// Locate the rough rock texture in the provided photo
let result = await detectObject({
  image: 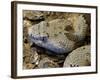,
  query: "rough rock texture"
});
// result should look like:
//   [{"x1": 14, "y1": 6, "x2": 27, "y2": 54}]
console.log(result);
[
  {"x1": 23, "y1": 10, "x2": 44, "y2": 21},
  {"x1": 38, "y1": 57, "x2": 59, "y2": 68},
  {"x1": 63, "y1": 45, "x2": 91, "y2": 67},
  {"x1": 23, "y1": 44, "x2": 40, "y2": 69}
]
